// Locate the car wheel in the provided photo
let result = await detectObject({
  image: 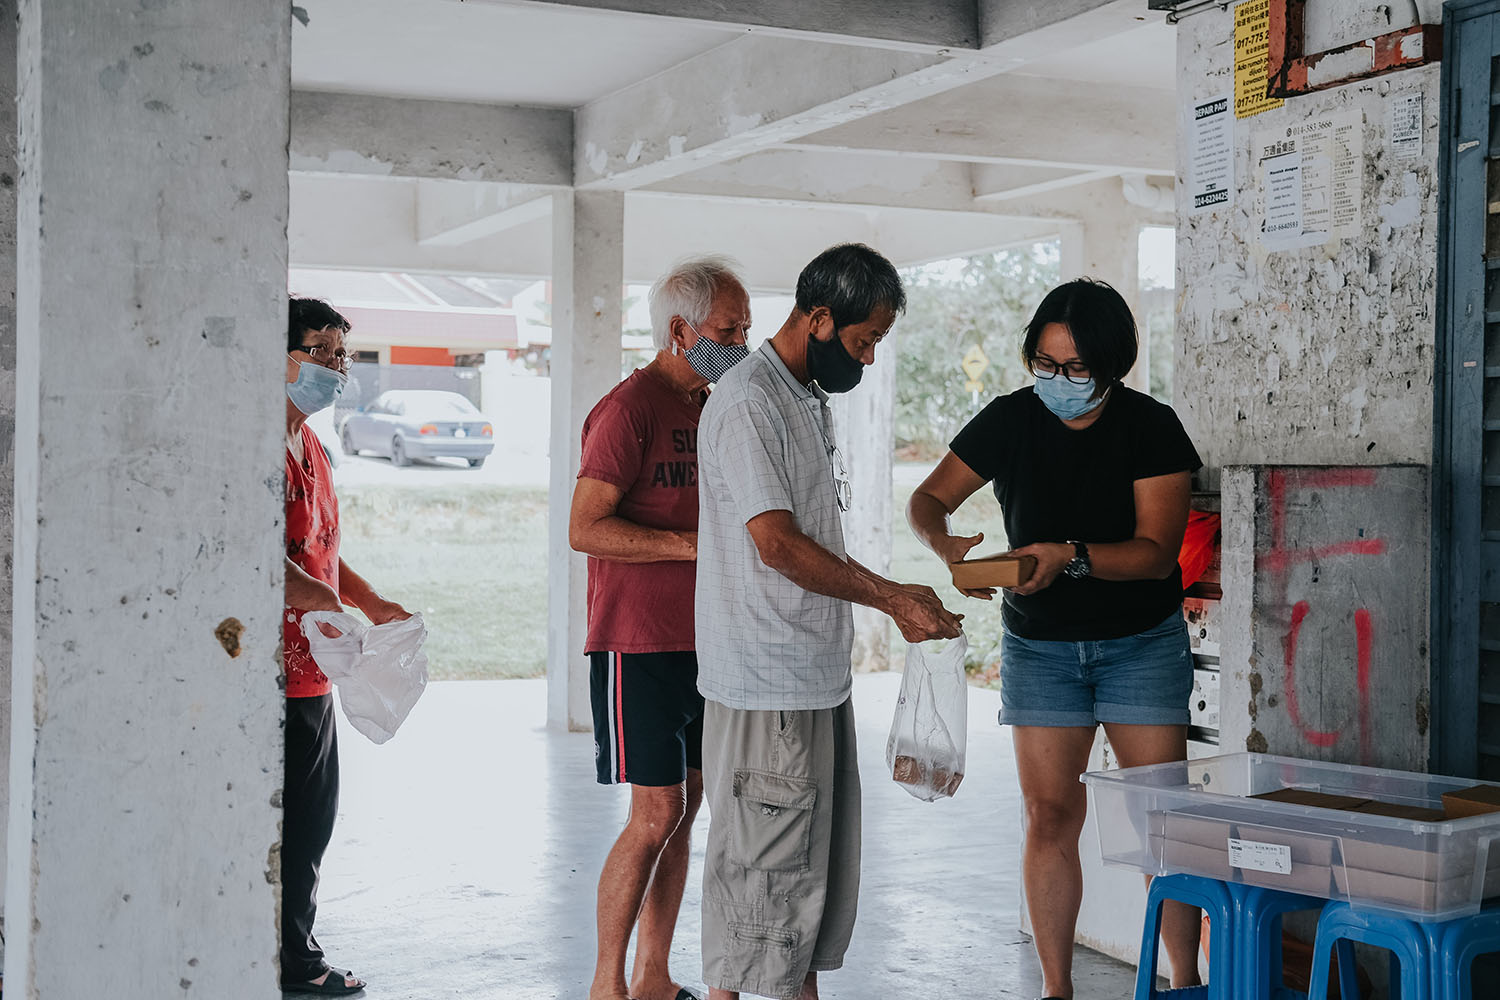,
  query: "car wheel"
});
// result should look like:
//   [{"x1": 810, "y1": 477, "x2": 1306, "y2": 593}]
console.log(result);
[
  {"x1": 341, "y1": 427, "x2": 356, "y2": 456},
  {"x1": 467, "y1": 457, "x2": 485, "y2": 468},
  {"x1": 391, "y1": 437, "x2": 410, "y2": 467}
]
